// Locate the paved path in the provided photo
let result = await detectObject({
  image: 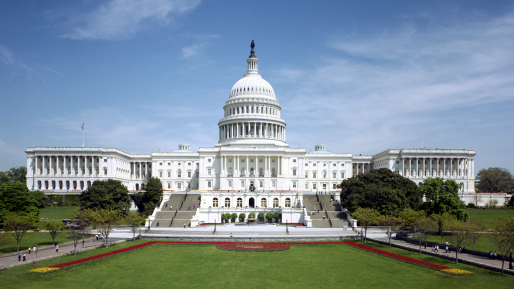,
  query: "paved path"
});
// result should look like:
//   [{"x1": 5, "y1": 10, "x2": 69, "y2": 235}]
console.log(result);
[{"x1": 0, "y1": 239, "x2": 109, "y2": 269}]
